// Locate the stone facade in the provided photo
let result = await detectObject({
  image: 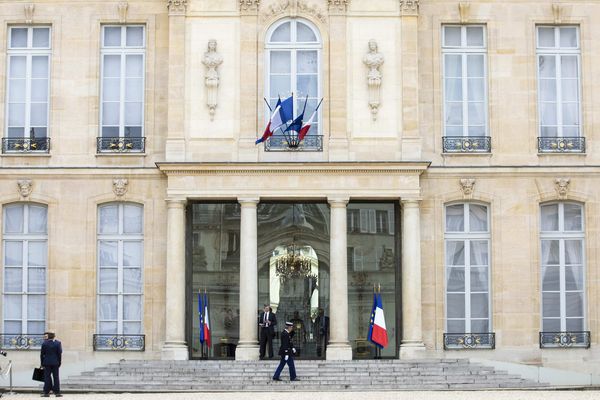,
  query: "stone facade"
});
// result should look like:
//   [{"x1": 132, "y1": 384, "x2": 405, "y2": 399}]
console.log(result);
[{"x1": 0, "y1": 0, "x2": 599, "y2": 386}]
